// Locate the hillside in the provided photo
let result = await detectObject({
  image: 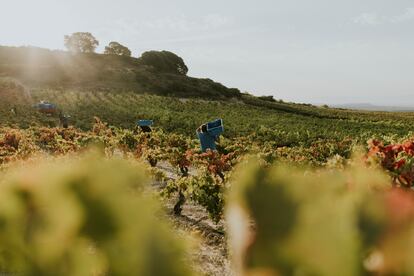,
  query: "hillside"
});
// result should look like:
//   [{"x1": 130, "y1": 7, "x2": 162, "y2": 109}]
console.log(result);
[
  {"x1": 332, "y1": 103, "x2": 414, "y2": 112},
  {"x1": 1, "y1": 79, "x2": 414, "y2": 144},
  {"x1": 1, "y1": 45, "x2": 414, "y2": 142},
  {"x1": 0, "y1": 46, "x2": 240, "y2": 99},
  {"x1": 2, "y1": 48, "x2": 414, "y2": 276}
]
